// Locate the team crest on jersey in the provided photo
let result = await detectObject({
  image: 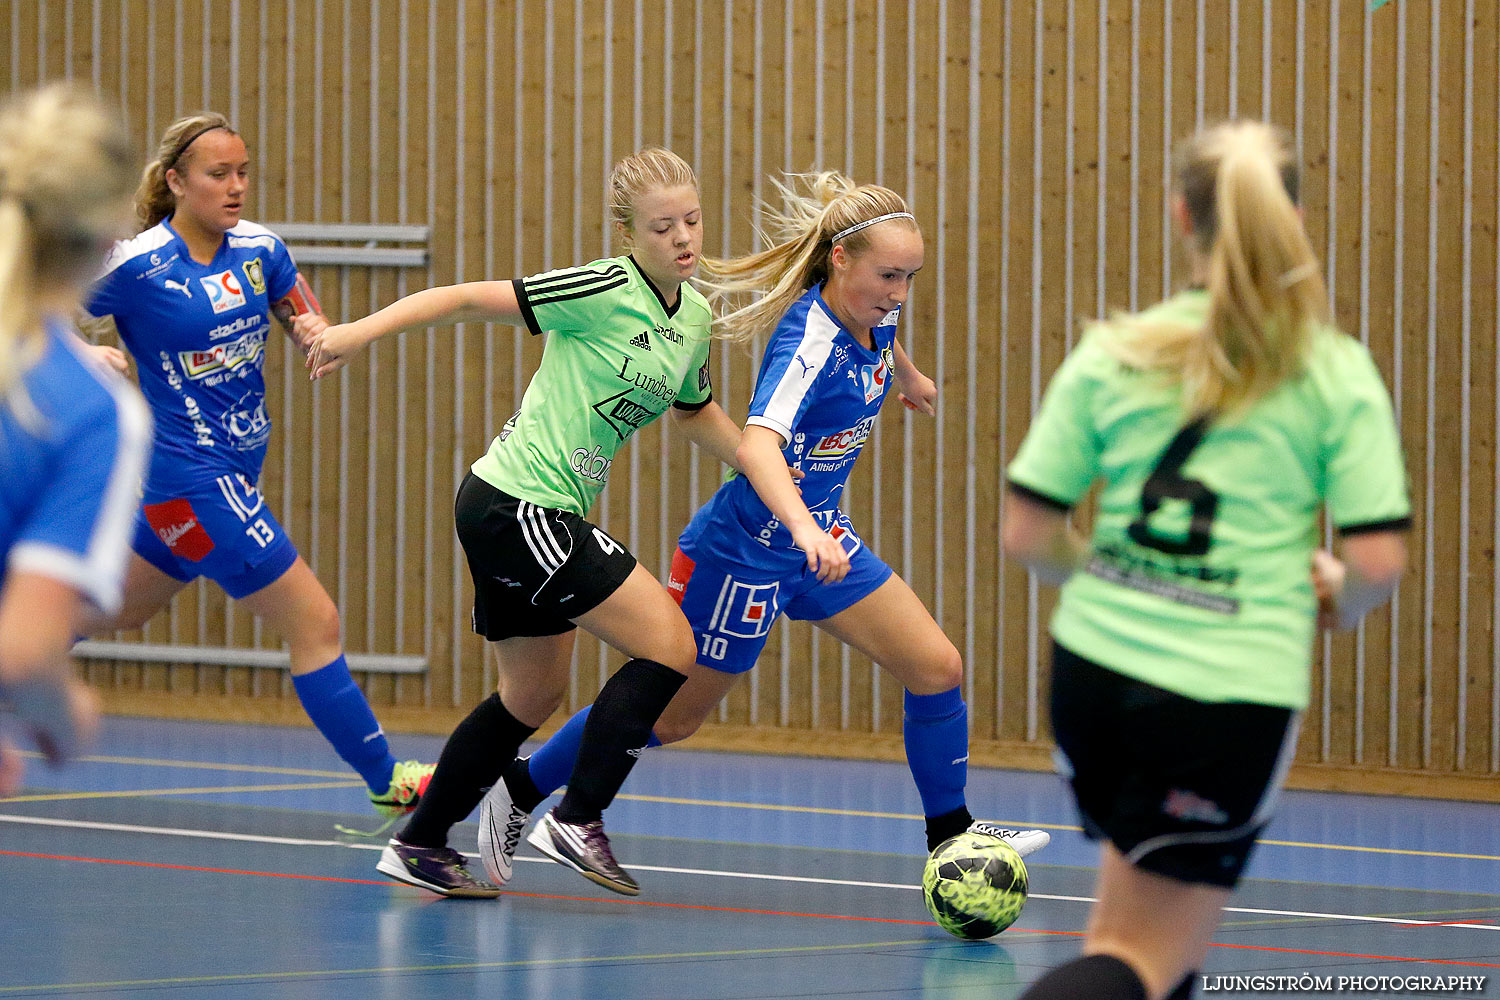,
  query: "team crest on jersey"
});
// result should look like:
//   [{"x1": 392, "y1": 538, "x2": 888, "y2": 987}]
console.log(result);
[
  {"x1": 241, "y1": 258, "x2": 267, "y2": 296},
  {"x1": 200, "y1": 269, "x2": 247, "y2": 313}
]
